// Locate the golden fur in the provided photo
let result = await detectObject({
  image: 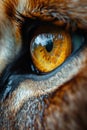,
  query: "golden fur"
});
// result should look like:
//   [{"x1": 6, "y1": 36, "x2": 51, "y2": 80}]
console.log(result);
[{"x1": 0, "y1": 0, "x2": 87, "y2": 130}]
